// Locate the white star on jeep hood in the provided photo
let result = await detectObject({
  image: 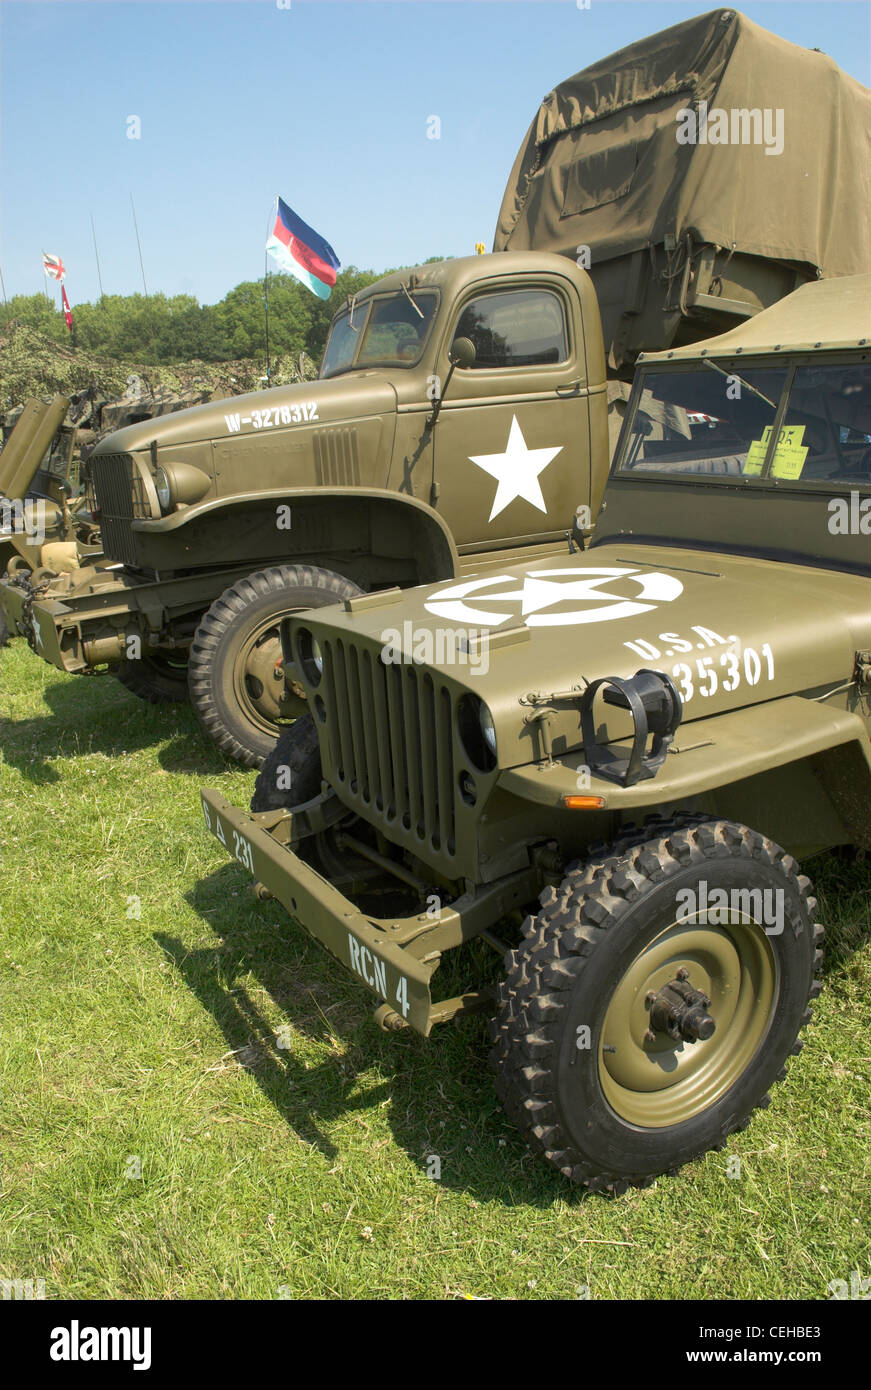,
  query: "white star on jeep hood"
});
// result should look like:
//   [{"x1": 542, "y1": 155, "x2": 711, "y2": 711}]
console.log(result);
[{"x1": 469, "y1": 416, "x2": 563, "y2": 522}]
